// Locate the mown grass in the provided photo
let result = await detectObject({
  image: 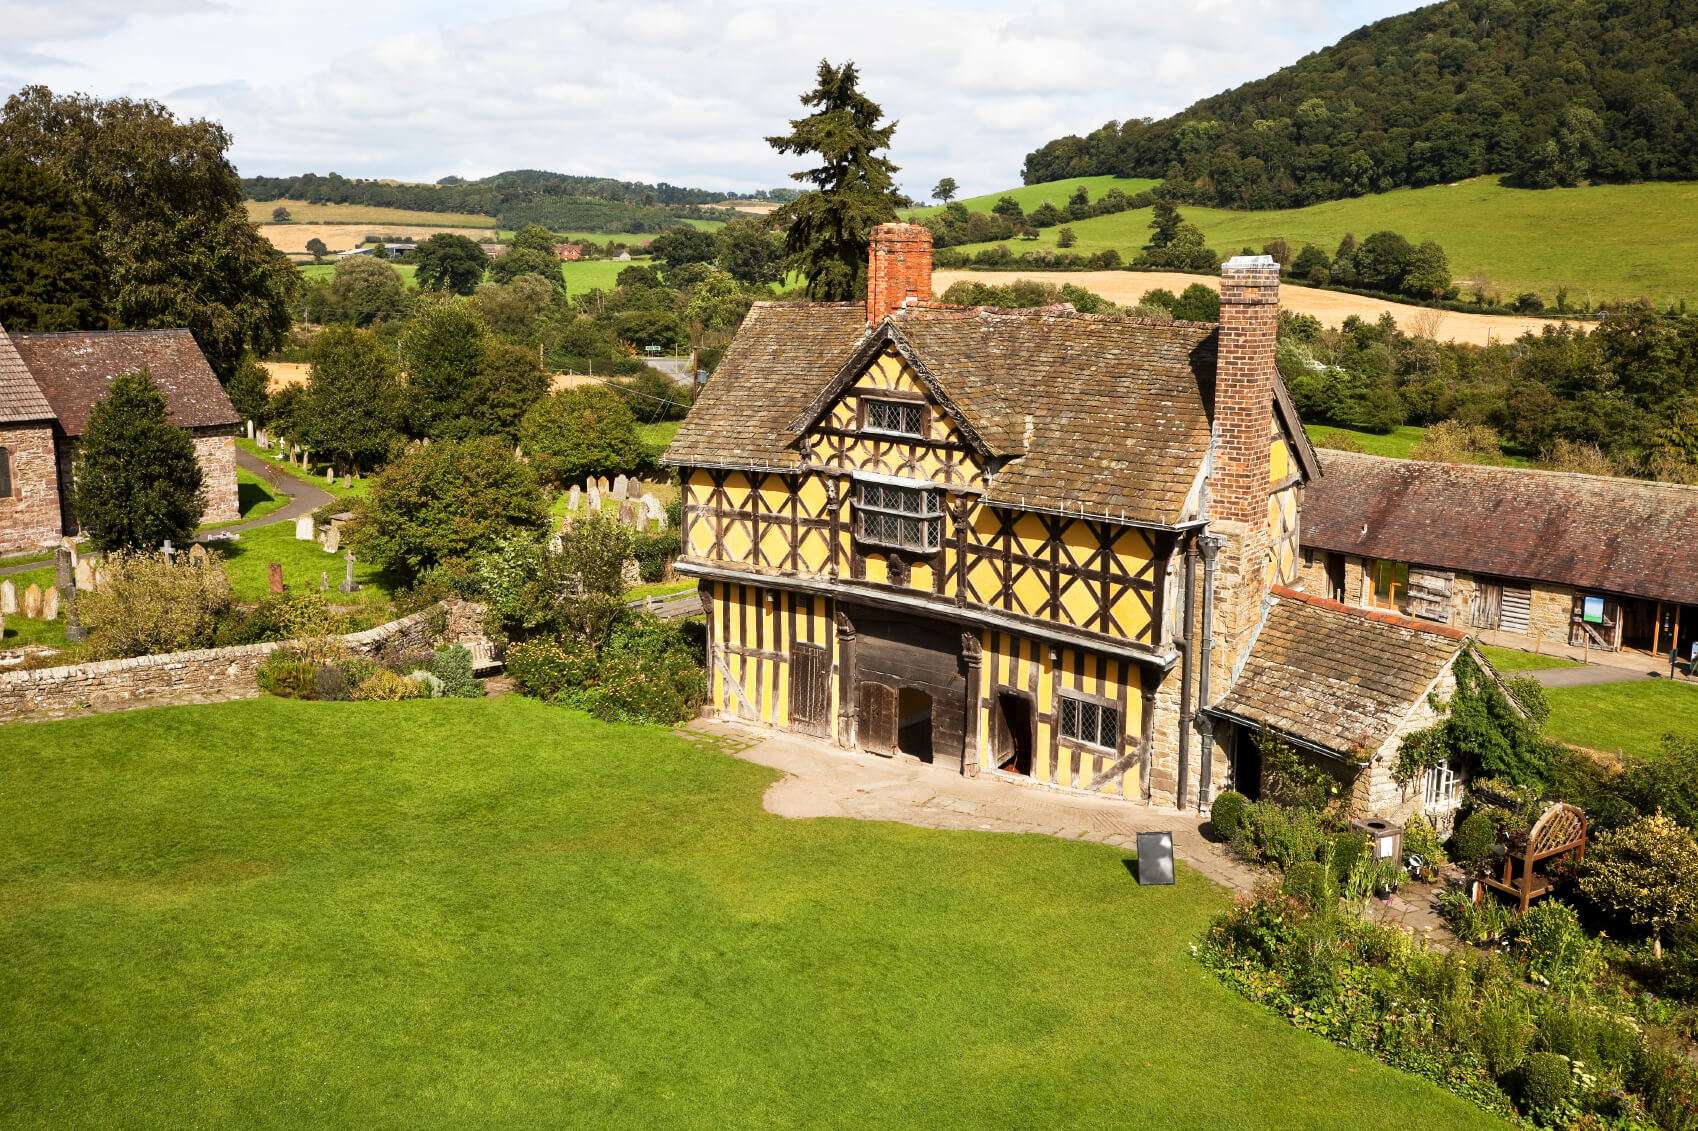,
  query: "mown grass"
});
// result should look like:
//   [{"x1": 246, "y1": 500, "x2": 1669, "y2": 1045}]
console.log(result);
[
  {"x1": 295, "y1": 256, "x2": 656, "y2": 295},
  {"x1": 210, "y1": 520, "x2": 397, "y2": 608},
  {"x1": 1304, "y1": 424, "x2": 1534, "y2": 467},
  {"x1": 1544, "y1": 679, "x2": 1698, "y2": 760},
  {"x1": 946, "y1": 175, "x2": 1698, "y2": 304},
  {"x1": 1476, "y1": 644, "x2": 1584, "y2": 673},
  {"x1": 0, "y1": 696, "x2": 1503, "y2": 1128},
  {"x1": 235, "y1": 439, "x2": 370, "y2": 504},
  {"x1": 247, "y1": 199, "x2": 497, "y2": 227}
]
